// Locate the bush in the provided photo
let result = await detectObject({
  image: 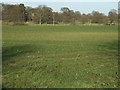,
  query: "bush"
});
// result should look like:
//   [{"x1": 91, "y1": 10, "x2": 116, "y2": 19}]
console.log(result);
[
  {"x1": 47, "y1": 22, "x2": 58, "y2": 24},
  {"x1": 13, "y1": 22, "x2": 25, "y2": 25}
]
